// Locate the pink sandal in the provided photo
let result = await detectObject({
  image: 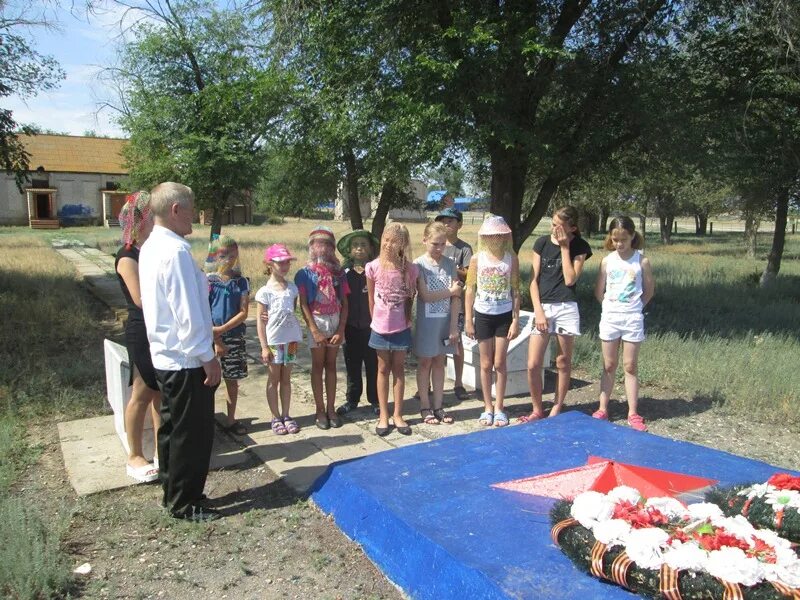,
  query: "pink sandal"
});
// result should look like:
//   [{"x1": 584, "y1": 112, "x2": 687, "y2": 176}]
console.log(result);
[
  {"x1": 627, "y1": 414, "x2": 648, "y2": 432},
  {"x1": 271, "y1": 417, "x2": 288, "y2": 435},
  {"x1": 518, "y1": 412, "x2": 544, "y2": 423},
  {"x1": 592, "y1": 410, "x2": 609, "y2": 420},
  {"x1": 283, "y1": 416, "x2": 300, "y2": 434}
]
